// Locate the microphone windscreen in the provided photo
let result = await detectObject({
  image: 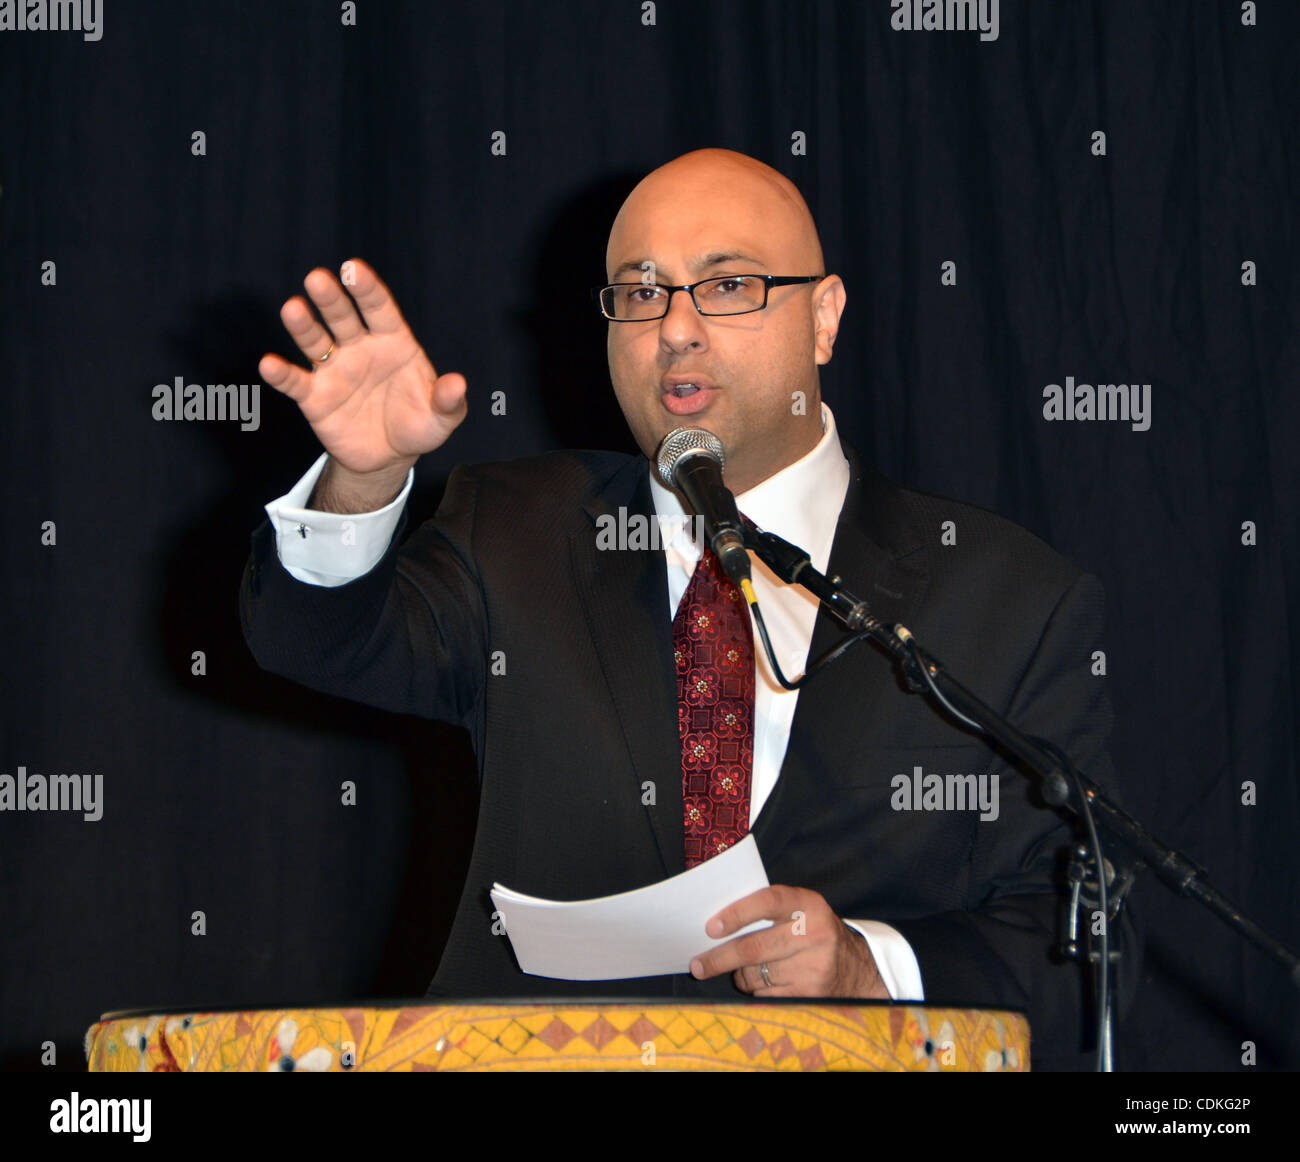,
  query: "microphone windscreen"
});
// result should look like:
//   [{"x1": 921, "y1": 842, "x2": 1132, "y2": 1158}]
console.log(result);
[{"x1": 656, "y1": 427, "x2": 726, "y2": 488}]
